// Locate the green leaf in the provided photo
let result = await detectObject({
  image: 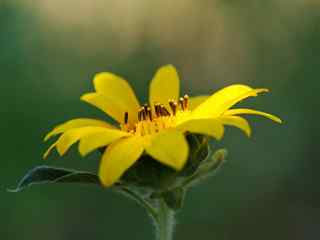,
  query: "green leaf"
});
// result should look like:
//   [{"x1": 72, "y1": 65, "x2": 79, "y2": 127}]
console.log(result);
[
  {"x1": 162, "y1": 188, "x2": 186, "y2": 211},
  {"x1": 8, "y1": 165, "x2": 101, "y2": 192}
]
